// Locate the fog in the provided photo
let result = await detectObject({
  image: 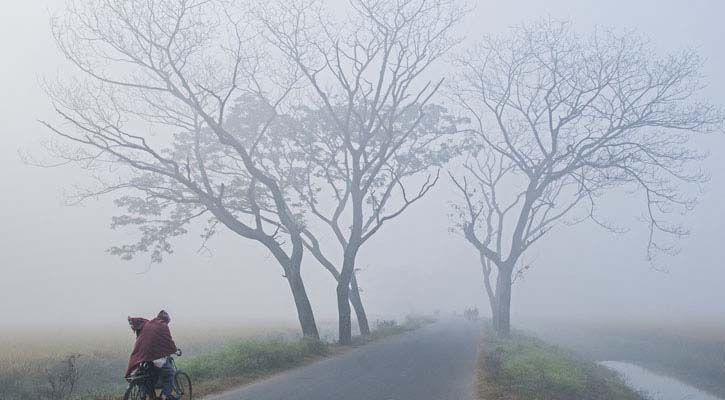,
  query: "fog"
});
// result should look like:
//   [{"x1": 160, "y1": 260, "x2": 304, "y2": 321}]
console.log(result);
[{"x1": 1, "y1": 0, "x2": 724, "y2": 334}]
